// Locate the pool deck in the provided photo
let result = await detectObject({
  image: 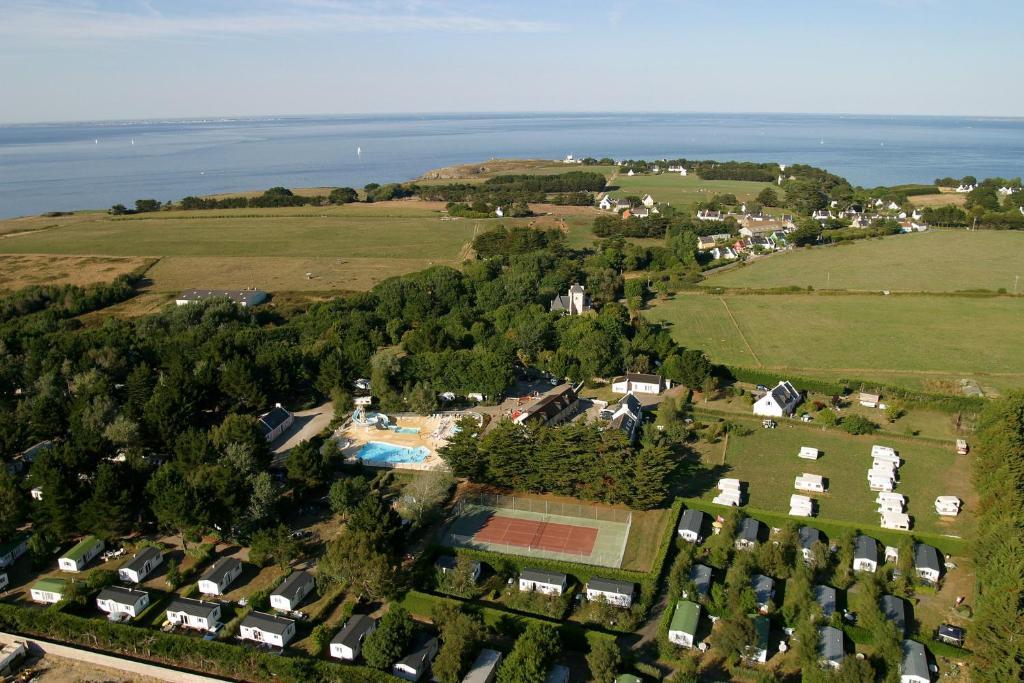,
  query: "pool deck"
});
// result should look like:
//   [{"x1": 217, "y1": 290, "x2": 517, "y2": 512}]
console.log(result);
[{"x1": 337, "y1": 413, "x2": 460, "y2": 471}]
